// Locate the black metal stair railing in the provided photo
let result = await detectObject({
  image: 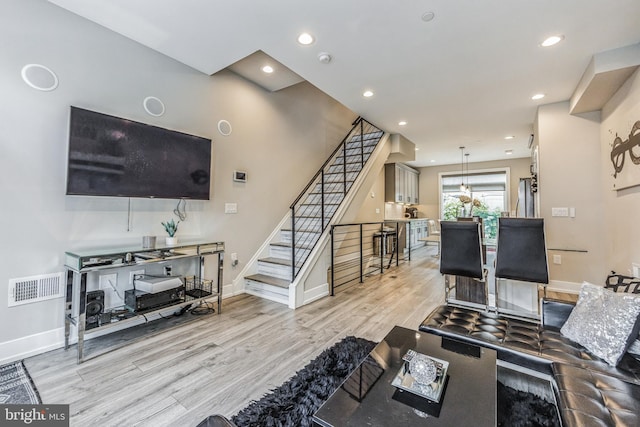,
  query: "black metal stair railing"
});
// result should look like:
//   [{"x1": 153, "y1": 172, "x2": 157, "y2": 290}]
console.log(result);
[{"x1": 289, "y1": 117, "x2": 384, "y2": 281}]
